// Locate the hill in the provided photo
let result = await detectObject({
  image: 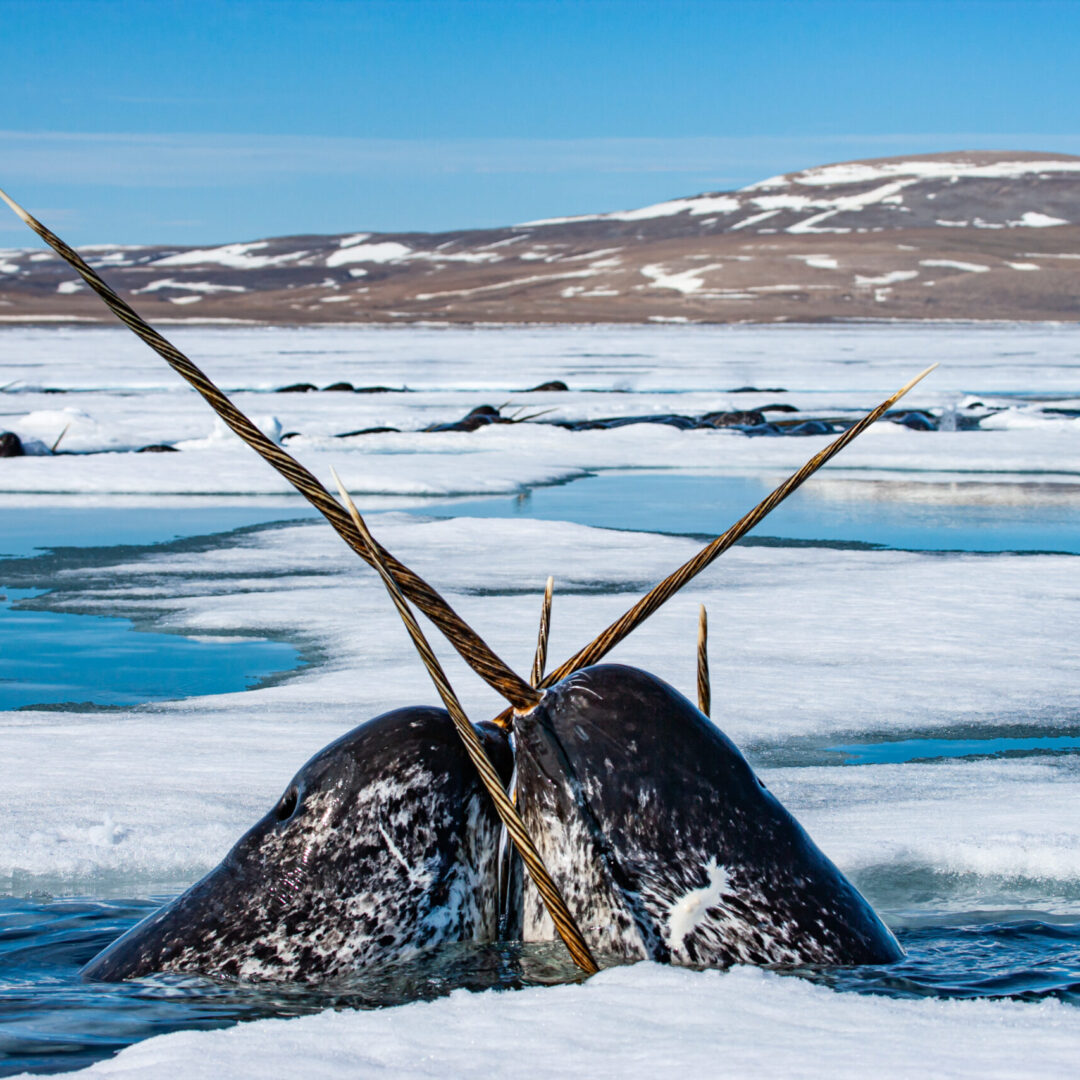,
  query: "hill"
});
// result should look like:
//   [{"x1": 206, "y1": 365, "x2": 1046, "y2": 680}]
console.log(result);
[{"x1": 2, "y1": 151, "x2": 1079, "y2": 324}]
